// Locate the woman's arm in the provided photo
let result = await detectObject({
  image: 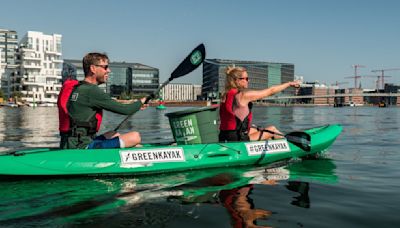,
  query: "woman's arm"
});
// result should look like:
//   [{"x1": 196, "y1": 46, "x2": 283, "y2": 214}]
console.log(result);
[{"x1": 239, "y1": 81, "x2": 300, "y2": 103}]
